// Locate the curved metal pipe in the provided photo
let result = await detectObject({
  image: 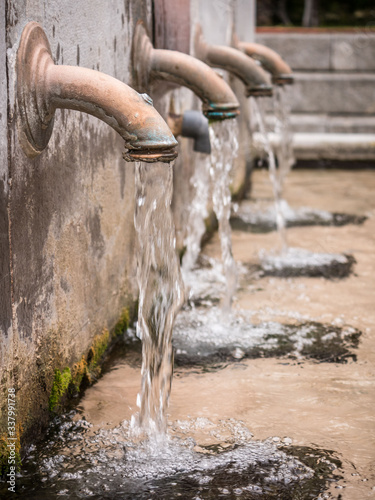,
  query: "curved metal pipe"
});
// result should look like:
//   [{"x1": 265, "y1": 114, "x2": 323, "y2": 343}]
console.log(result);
[
  {"x1": 168, "y1": 111, "x2": 211, "y2": 154},
  {"x1": 17, "y1": 22, "x2": 178, "y2": 162},
  {"x1": 236, "y1": 40, "x2": 293, "y2": 85},
  {"x1": 194, "y1": 25, "x2": 273, "y2": 98},
  {"x1": 133, "y1": 23, "x2": 239, "y2": 121}
]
